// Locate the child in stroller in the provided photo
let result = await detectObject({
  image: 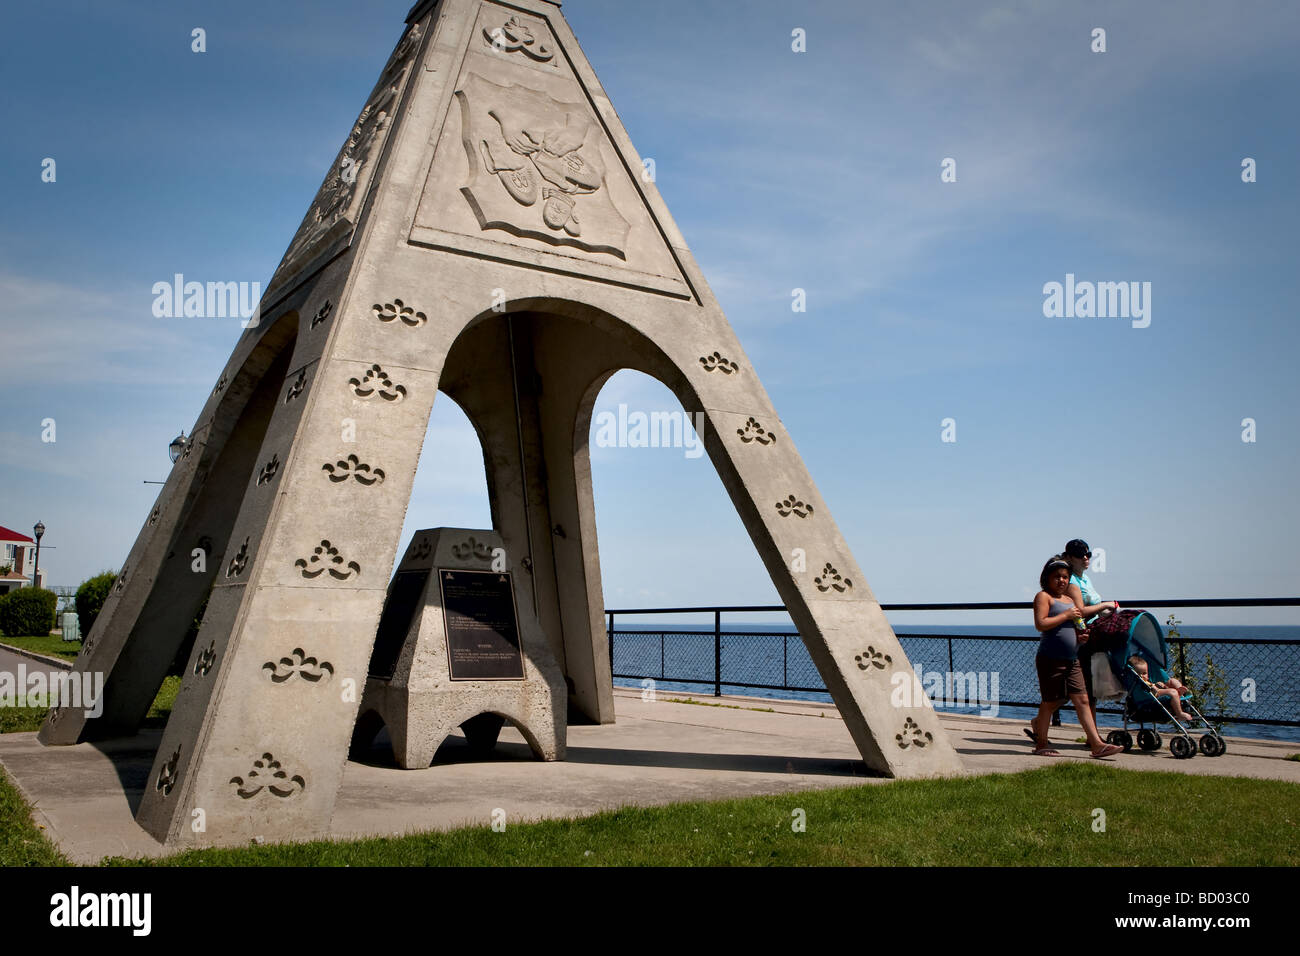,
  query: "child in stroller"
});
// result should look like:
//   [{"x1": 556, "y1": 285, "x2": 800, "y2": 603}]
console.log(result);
[
  {"x1": 1101, "y1": 611, "x2": 1227, "y2": 758},
  {"x1": 1127, "y1": 655, "x2": 1195, "y2": 724}
]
